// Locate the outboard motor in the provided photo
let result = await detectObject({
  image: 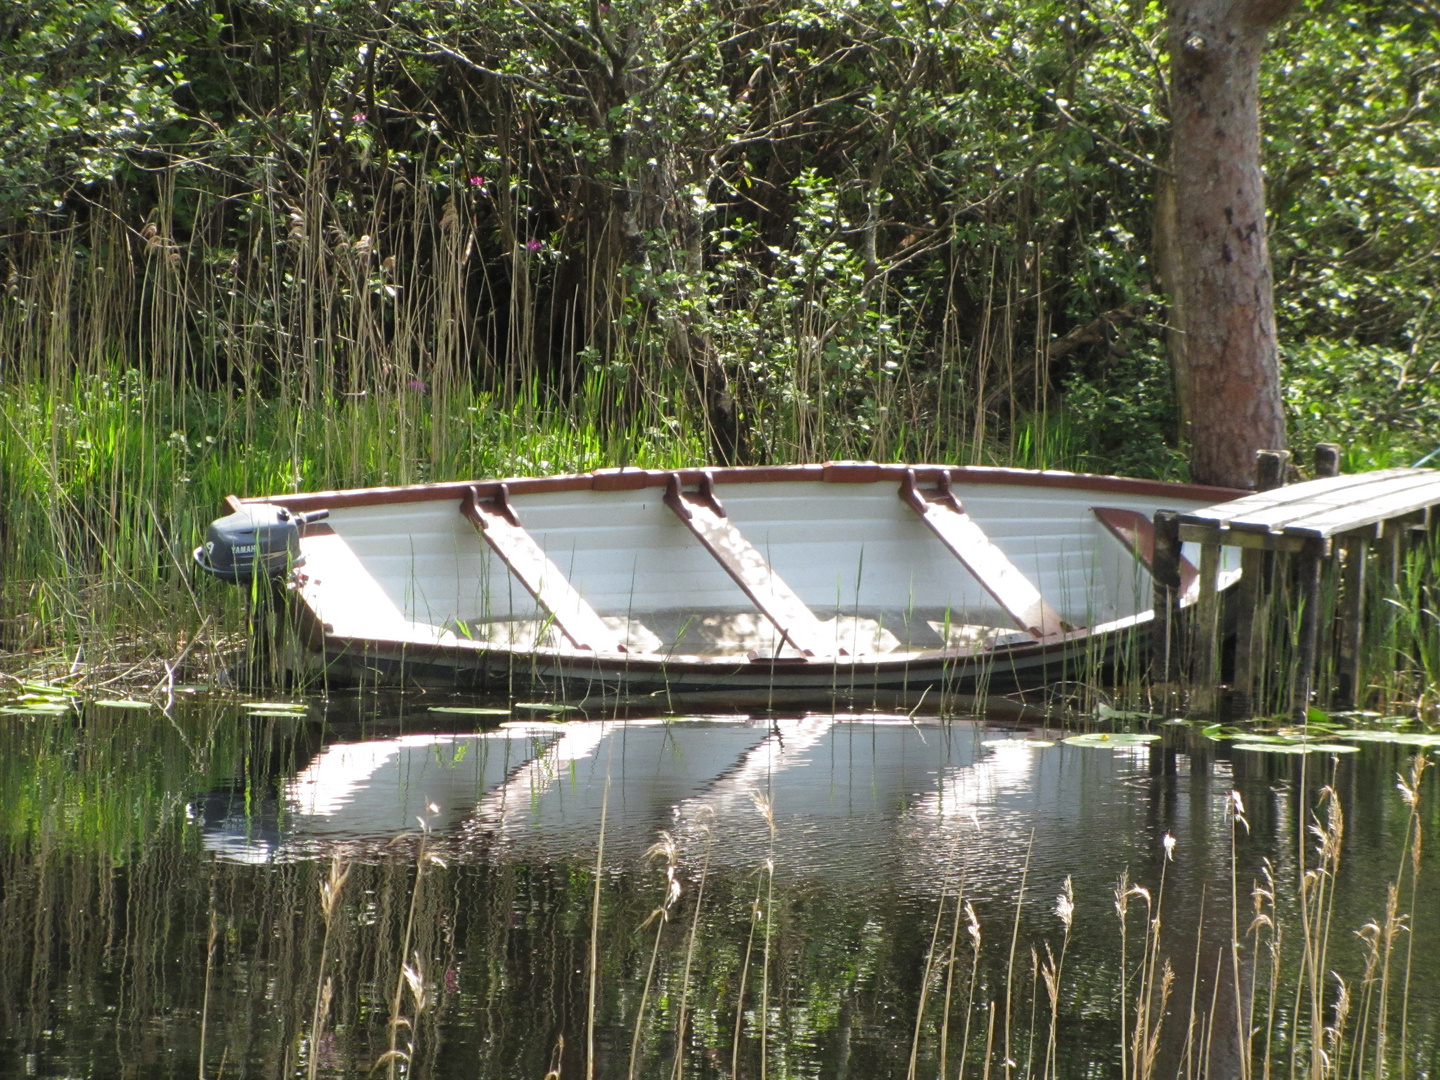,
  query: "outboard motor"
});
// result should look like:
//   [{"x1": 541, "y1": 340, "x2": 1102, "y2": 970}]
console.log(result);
[{"x1": 193, "y1": 505, "x2": 329, "y2": 586}]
